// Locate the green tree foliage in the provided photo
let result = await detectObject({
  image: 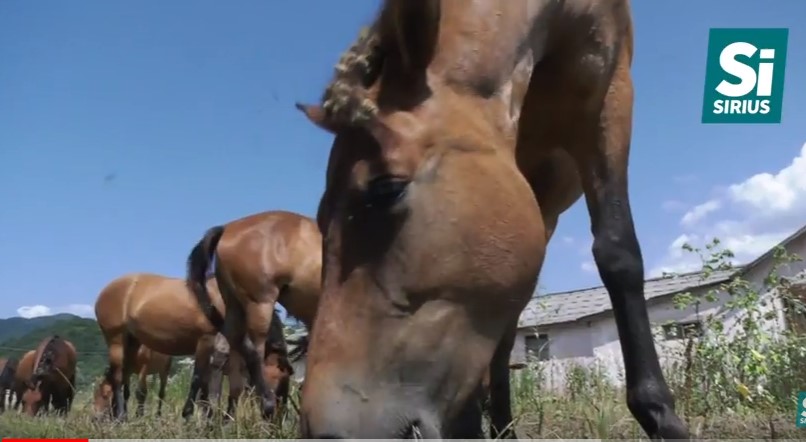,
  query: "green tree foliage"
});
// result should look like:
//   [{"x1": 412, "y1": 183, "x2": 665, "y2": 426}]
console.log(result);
[{"x1": 0, "y1": 315, "x2": 106, "y2": 389}]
